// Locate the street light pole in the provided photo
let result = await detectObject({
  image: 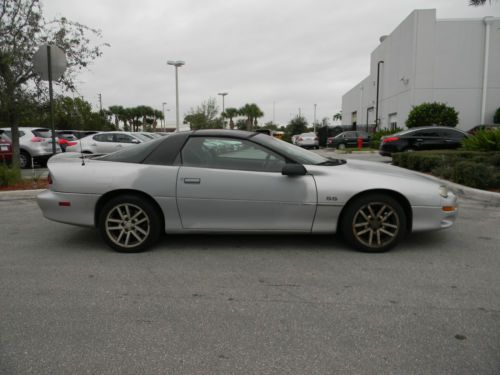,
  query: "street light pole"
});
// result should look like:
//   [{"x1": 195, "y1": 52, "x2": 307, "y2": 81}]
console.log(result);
[
  {"x1": 313, "y1": 103, "x2": 317, "y2": 133},
  {"x1": 218, "y1": 92, "x2": 228, "y2": 128},
  {"x1": 167, "y1": 60, "x2": 185, "y2": 132},
  {"x1": 162, "y1": 102, "x2": 167, "y2": 131}
]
